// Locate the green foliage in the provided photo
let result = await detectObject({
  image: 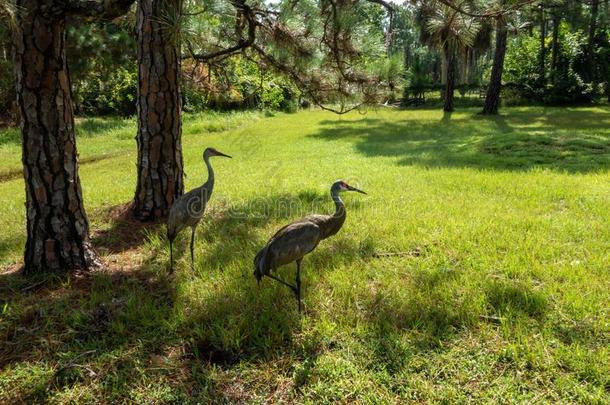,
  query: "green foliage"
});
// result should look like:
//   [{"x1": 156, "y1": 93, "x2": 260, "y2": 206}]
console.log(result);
[
  {"x1": 182, "y1": 81, "x2": 209, "y2": 113},
  {"x1": 545, "y1": 24, "x2": 596, "y2": 104},
  {"x1": 0, "y1": 57, "x2": 13, "y2": 116},
  {"x1": 67, "y1": 20, "x2": 137, "y2": 116},
  {"x1": 503, "y1": 22, "x2": 605, "y2": 105},
  {"x1": 503, "y1": 34, "x2": 545, "y2": 99},
  {"x1": 404, "y1": 47, "x2": 436, "y2": 96},
  {"x1": 76, "y1": 65, "x2": 138, "y2": 116},
  {"x1": 424, "y1": 4, "x2": 481, "y2": 54},
  {"x1": 184, "y1": 56, "x2": 300, "y2": 113}
]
